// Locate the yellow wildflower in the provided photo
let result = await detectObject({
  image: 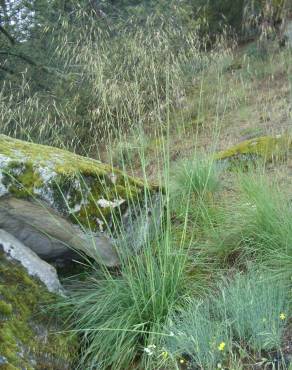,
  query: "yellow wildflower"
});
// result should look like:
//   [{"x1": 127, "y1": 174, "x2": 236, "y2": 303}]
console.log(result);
[
  {"x1": 280, "y1": 313, "x2": 286, "y2": 321},
  {"x1": 179, "y1": 358, "x2": 185, "y2": 364},
  {"x1": 218, "y1": 342, "x2": 226, "y2": 351},
  {"x1": 161, "y1": 351, "x2": 168, "y2": 360}
]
